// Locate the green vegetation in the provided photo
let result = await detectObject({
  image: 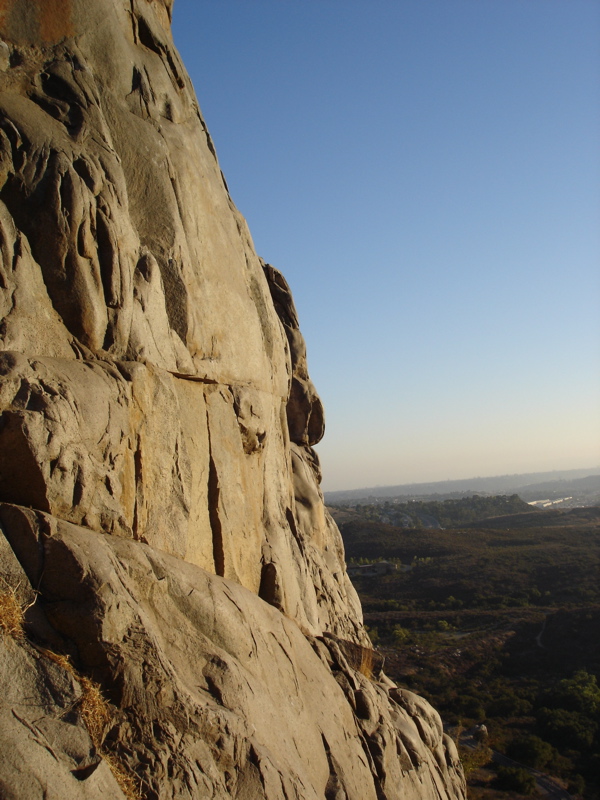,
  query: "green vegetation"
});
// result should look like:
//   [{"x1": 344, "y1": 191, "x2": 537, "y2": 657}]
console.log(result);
[
  {"x1": 351, "y1": 494, "x2": 531, "y2": 528},
  {"x1": 333, "y1": 502, "x2": 600, "y2": 799},
  {"x1": 493, "y1": 766, "x2": 537, "y2": 795},
  {"x1": 506, "y1": 735, "x2": 554, "y2": 769}
]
